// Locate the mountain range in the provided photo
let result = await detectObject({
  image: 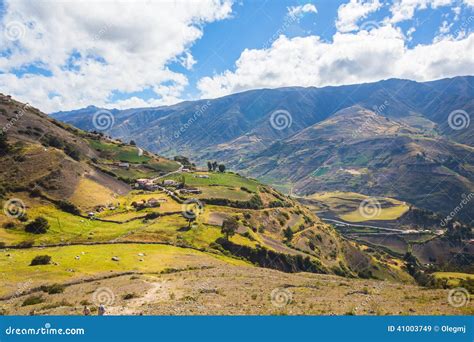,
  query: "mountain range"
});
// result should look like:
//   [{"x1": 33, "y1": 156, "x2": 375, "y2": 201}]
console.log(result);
[{"x1": 52, "y1": 76, "x2": 474, "y2": 223}]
